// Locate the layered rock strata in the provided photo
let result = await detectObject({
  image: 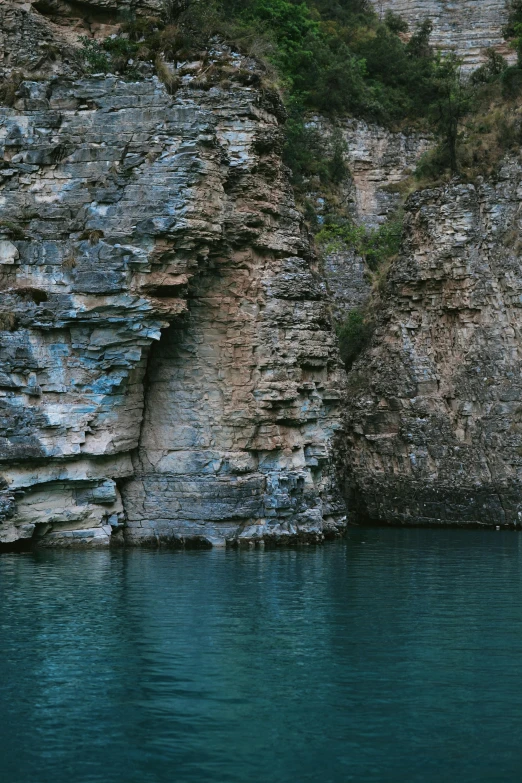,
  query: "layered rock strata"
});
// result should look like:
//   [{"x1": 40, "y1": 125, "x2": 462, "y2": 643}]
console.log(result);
[
  {"x1": 0, "y1": 8, "x2": 345, "y2": 547},
  {"x1": 370, "y1": 0, "x2": 515, "y2": 70},
  {"x1": 341, "y1": 162, "x2": 522, "y2": 527},
  {"x1": 323, "y1": 119, "x2": 431, "y2": 319}
]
